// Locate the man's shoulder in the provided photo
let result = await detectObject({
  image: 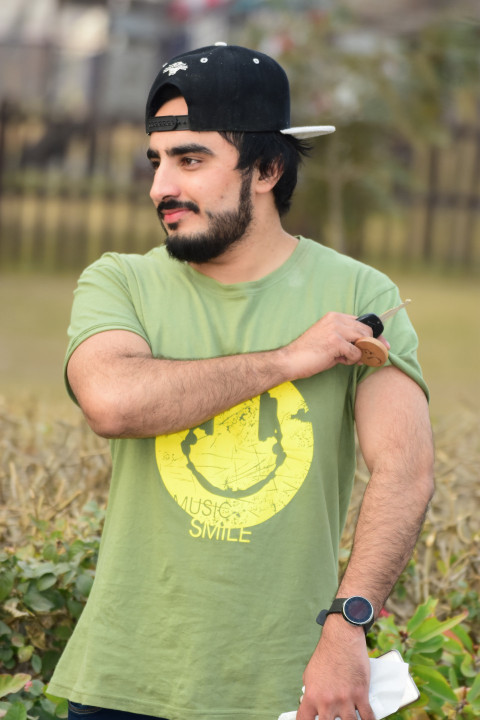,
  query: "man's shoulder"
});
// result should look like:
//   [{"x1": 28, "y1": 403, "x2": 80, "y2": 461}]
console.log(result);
[
  {"x1": 299, "y1": 237, "x2": 390, "y2": 280},
  {"x1": 79, "y1": 246, "x2": 174, "y2": 281}
]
